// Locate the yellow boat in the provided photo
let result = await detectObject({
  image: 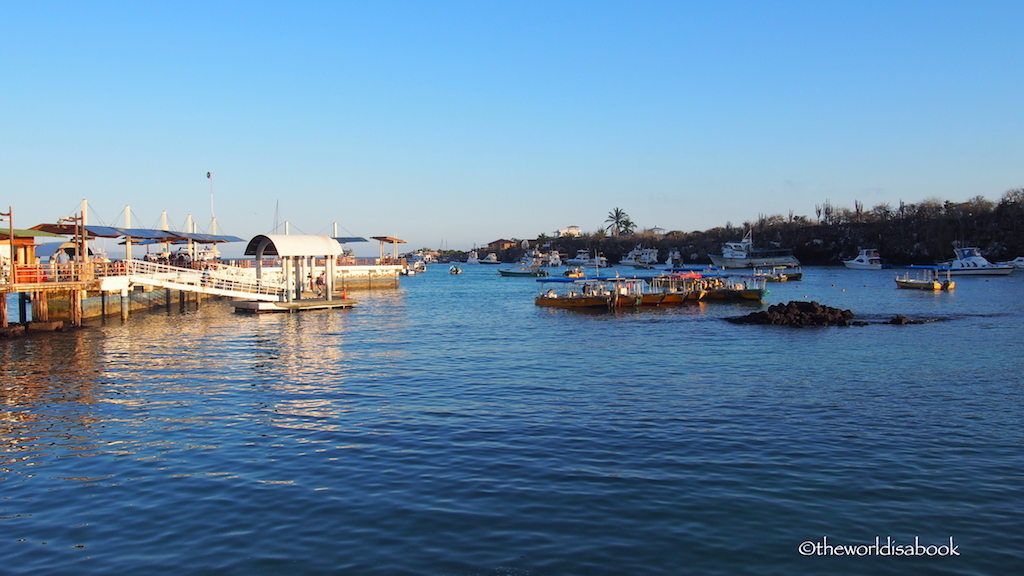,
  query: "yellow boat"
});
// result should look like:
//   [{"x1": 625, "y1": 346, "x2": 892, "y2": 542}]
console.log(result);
[{"x1": 895, "y1": 266, "x2": 954, "y2": 291}]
